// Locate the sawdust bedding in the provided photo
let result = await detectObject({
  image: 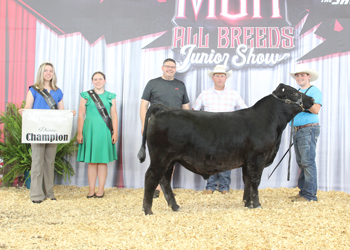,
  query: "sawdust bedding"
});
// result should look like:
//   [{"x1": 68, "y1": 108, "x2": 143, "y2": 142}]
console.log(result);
[{"x1": 0, "y1": 186, "x2": 349, "y2": 250}]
